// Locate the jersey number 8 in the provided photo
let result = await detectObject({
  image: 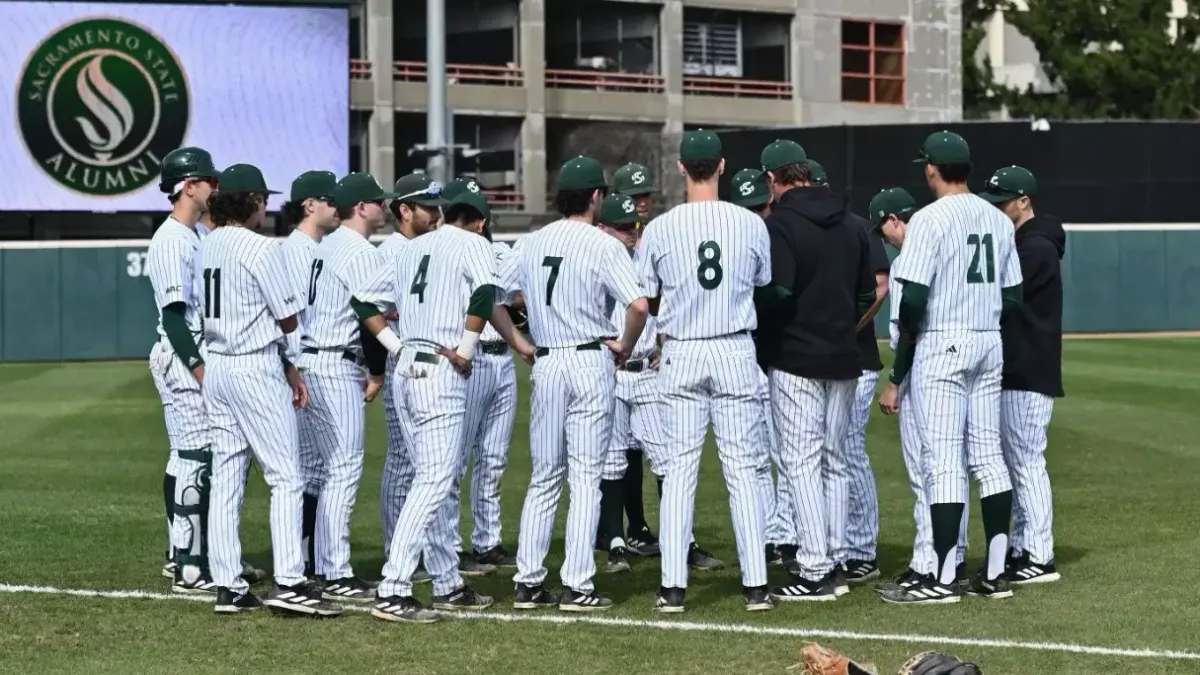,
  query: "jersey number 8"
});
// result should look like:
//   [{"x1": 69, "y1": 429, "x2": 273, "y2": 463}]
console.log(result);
[{"x1": 697, "y1": 240, "x2": 723, "y2": 290}]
